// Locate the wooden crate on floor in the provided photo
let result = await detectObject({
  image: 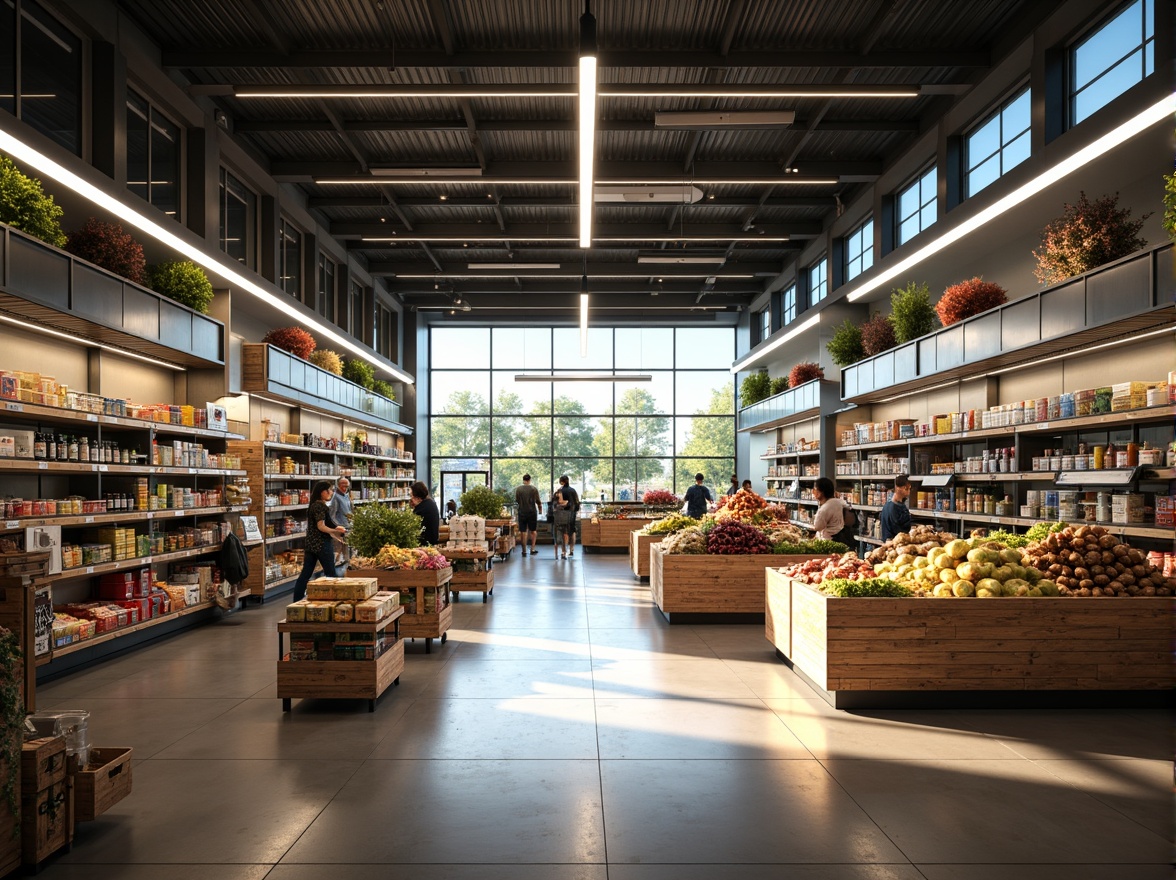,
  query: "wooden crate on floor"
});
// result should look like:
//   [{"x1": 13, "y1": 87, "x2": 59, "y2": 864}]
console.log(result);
[
  {"x1": 765, "y1": 569, "x2": 1176, "y2": 705},
  {"x1": 650, "y1": 549, "x2": 827, "y2": 621},
  {"x1": 73, "y1": 747, "x2": 133, "y2": 822},
  {"x1": 629, "y1": 531, "x2": 665, "y2": 579},
  {"x1": 0, "y1": 754, "x2": 19, "y2": 878},
  {"x1": 348, "y1": 567, "x2": 454, "y2": 653}
]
